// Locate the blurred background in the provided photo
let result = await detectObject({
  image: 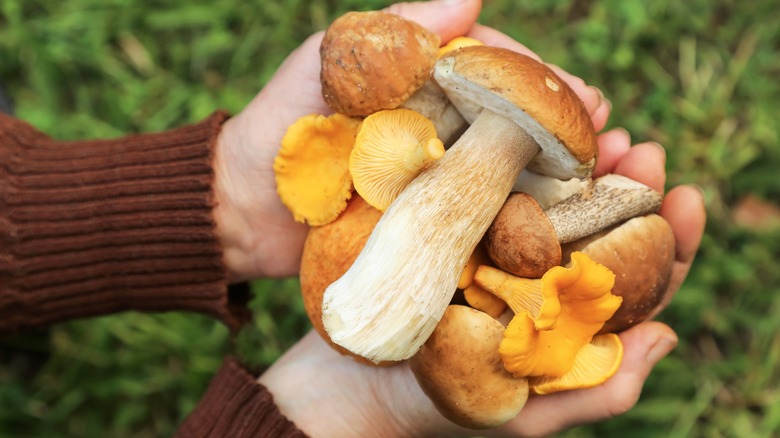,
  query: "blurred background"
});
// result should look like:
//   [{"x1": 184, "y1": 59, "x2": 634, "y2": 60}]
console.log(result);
[{"x1": 1, "y1": 0, "x2": 778, "y2": 436}]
